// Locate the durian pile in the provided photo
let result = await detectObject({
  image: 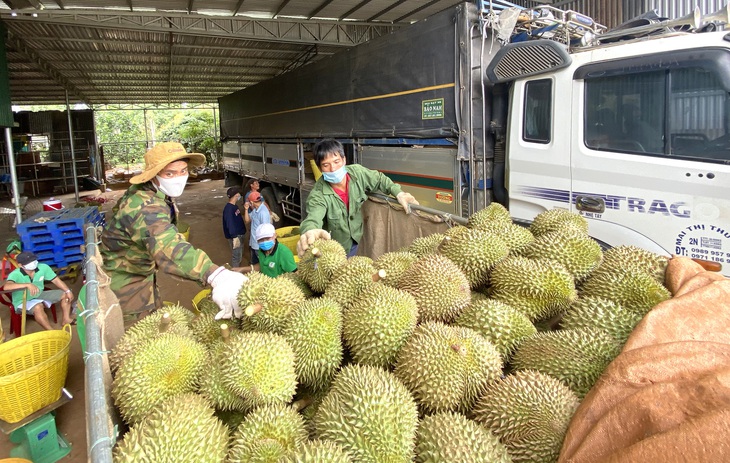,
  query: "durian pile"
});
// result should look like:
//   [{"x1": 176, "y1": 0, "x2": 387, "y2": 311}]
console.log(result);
[{"x1": 110, "y1": 205, "x2": 671, "y2": 463}]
